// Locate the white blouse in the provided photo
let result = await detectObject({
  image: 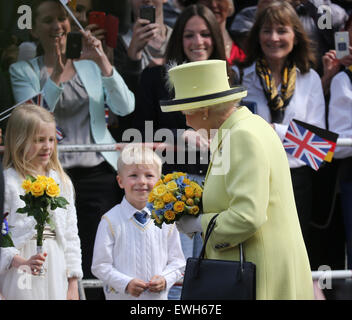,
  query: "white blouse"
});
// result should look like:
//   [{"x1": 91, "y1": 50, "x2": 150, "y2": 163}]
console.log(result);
[
  {"x1": 239, "y1": 63, "x2": 326, "y2": 168},
  {"x1": 91, "y1": 197, "x2": 185, "y2": 300},
  {"x1": 328, "y1": 71, "x2": 352, "y2": 159}
]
